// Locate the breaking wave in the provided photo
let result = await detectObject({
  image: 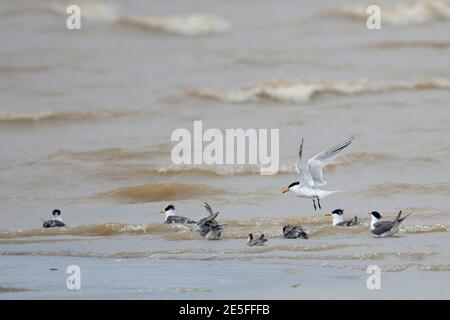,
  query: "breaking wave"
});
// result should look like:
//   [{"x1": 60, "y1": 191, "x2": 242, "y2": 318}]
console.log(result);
[
  {"x1": 147, "y1": 164, "x2": 294, "y2": 176},
  {"x1": 48, "y1": 1, "x2": 119, "y2": 22},
  {"x1": 330, "y1": 0, "x2": 450, "y2": 26},
  {"x1": 47, "y1": 146, "x2": 169, "y2": 162},
  {"x1": 187, "y1": 78, "x2": 450, "y2": 103},
  {"x1": 0, "y1": 219, "x2": 446, "y2": 240},
  {"x1": 359, "y1": 41, "x2": 450, "y2": 50},
  {"x1": 95, "y1": 152, "x2": 436, "y2": 179},
  {"x1": 0, "y1": 110, "x2": 134, "y2": 124},
  {"x1": 0, "y1": 249, "x2": 435, "y2": 262},
  {"x1": 0, "y1": 286, "x2": 33, "y2": 293},
  {"x1": 96, "y1": 183, "x2": 223, "y2": 203},
  {"x1": 119, "y1": 14, "x2": 230, "y2": 36},
  {"x1": 0, "y1": 223, "x2": 173, "y2": 239},
  {"x1": 60, "y1": 151, "x2": 436, "y2": 180},
  {"x1": 48, "y1": 1, "x2": 230, "y2": 36},
  {"x1": 401, "y1": 224, "x2": 450, "y2": 234},
  {"x1": 325, "y1": 263, "x2": 449, "y2": 272},
  {"x1": 420, "y1": 264, "x2": 450, "y2": 271}
]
